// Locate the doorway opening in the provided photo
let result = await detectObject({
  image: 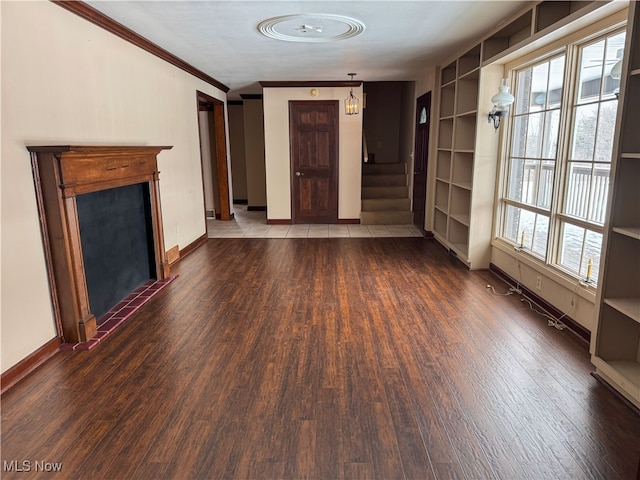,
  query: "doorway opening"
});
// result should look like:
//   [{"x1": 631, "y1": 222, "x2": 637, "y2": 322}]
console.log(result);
[
  {"x1": 360, "y1": 81, "x2": 416, "y2": 225},
  {"x1": 197, "y1": 91, "x2": 231, "y2": 224}
]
